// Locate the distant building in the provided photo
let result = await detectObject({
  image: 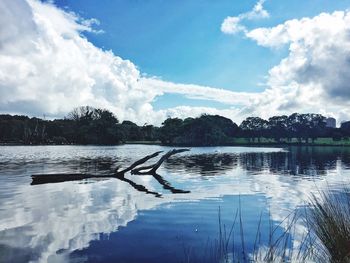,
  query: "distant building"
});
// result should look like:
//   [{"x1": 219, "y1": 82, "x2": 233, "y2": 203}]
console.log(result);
[
  {"x1": 325, "y1": 117, "x2": 336, "y2": 128},
  {"x1": 341, "y1": 121, "x2": 350, "y2": 130}
]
